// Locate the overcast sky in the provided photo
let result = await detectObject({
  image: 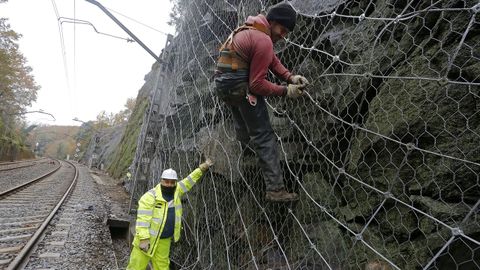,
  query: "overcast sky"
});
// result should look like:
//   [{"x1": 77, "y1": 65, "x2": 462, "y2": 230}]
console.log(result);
[{"x1": 0, "y1": 0, "x2": 174, "y2": 126}]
